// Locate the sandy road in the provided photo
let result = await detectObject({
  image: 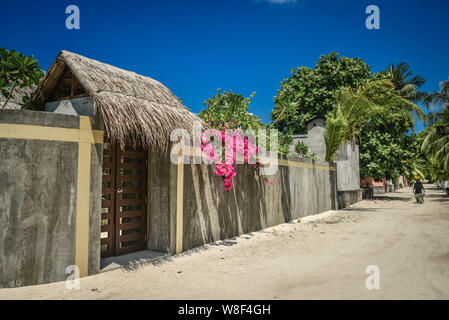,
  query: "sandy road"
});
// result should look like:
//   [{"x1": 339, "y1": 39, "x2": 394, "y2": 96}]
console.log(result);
[{"x1": 1, "y1": 184, "x2": 448, "y2": 300}]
